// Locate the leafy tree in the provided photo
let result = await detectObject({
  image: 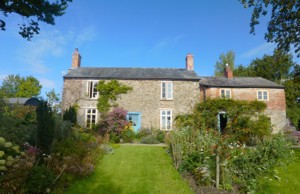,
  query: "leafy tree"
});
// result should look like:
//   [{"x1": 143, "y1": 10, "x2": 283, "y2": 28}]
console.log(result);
[
  {"x1": 36, "y1": 100, "x2": 54, "y2": 154},
  {"x1": 0, "y1": 75, "x2": 22, "y2": 97},
  {"x1": 0, "y1": 0, "x2": 72, "y2": 40},
  {"x1": 240, "y1": 0, "x2": 300, "y2": 56},
  {"x1": 96, "y1": 80, "x2": 133, "y2": 114},
  {"x1": 46, "y1": 89, "x2": 60, "y2": 113},
  {"x1": 233, "y1": 64, "x2": 254, "y2": 77},
  {"x1": 0, "y1": 74, "x2": 42, "y2": 97},
  {"x1": 214, "y1": 50, "x2": 235, "y2": 76},
  {"x1": 284, "y1": 64, "x2": 300, "y2": 130},
  {"x1": 249, "y1": 50, "x2": 295, "y2": 82}
]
